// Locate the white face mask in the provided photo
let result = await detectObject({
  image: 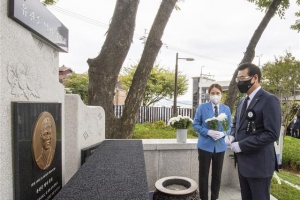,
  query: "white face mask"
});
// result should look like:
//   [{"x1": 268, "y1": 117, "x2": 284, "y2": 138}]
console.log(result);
[{"x1": 210, "y1": 95, "x2": 222, "y2": 104}]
